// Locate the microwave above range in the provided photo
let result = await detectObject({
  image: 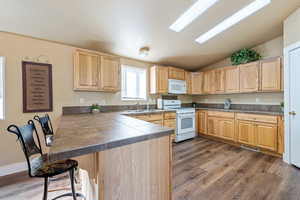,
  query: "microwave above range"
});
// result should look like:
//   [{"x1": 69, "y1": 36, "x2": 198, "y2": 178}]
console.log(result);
[{"x1": 168, "y1": 79, "x2": 187, "y2": 94}]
